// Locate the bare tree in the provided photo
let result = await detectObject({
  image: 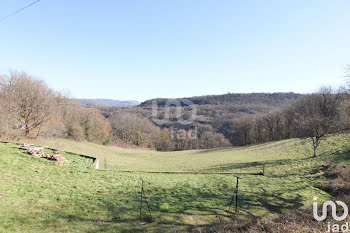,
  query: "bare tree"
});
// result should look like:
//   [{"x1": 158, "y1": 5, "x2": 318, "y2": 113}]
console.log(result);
[
  {"x1": 155, "y1": 128, "x2": 172, "y2": 151},
  {"x1": 233, "y1": 86, "x2": 344, "y2": 157},
  {"x1": 81, "y1": 107, "x2": 111, "y2": 144},
  {"x1": 0, "y1": 72, "x2": 60, "y2": 138},
  {"x1": 294, "y1": 87, "x2": 342, "y2": 157},
  {"x1": 109, "y1": 113, "x2": 160, "y2": 148},
  {"x1": 199, "y1": 131, "x2": 231, "y2": 149}
]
